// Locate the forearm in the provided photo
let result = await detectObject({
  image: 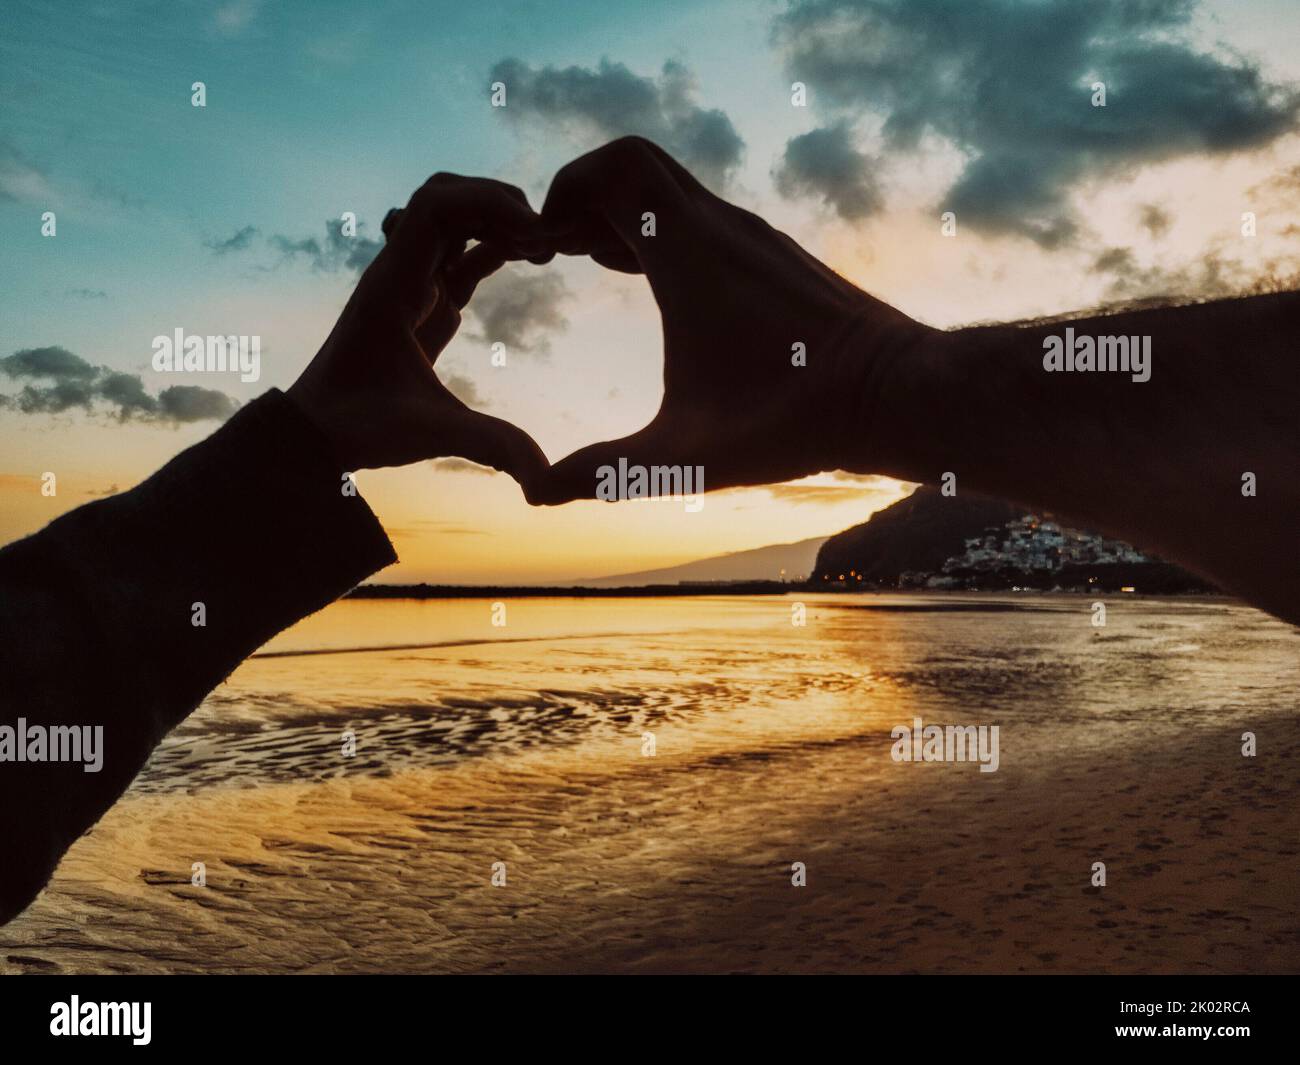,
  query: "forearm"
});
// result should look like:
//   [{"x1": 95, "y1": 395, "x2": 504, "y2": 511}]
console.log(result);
[
  {"x1": 0, "y1": 389, "x2": 397, "y2": 922},
  {"x1": 853, "y1": 291, "x2": 1300, "y2": 622},
  {"x1": 33, "y1": 389, "x2": 398, "y2": 723}
]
